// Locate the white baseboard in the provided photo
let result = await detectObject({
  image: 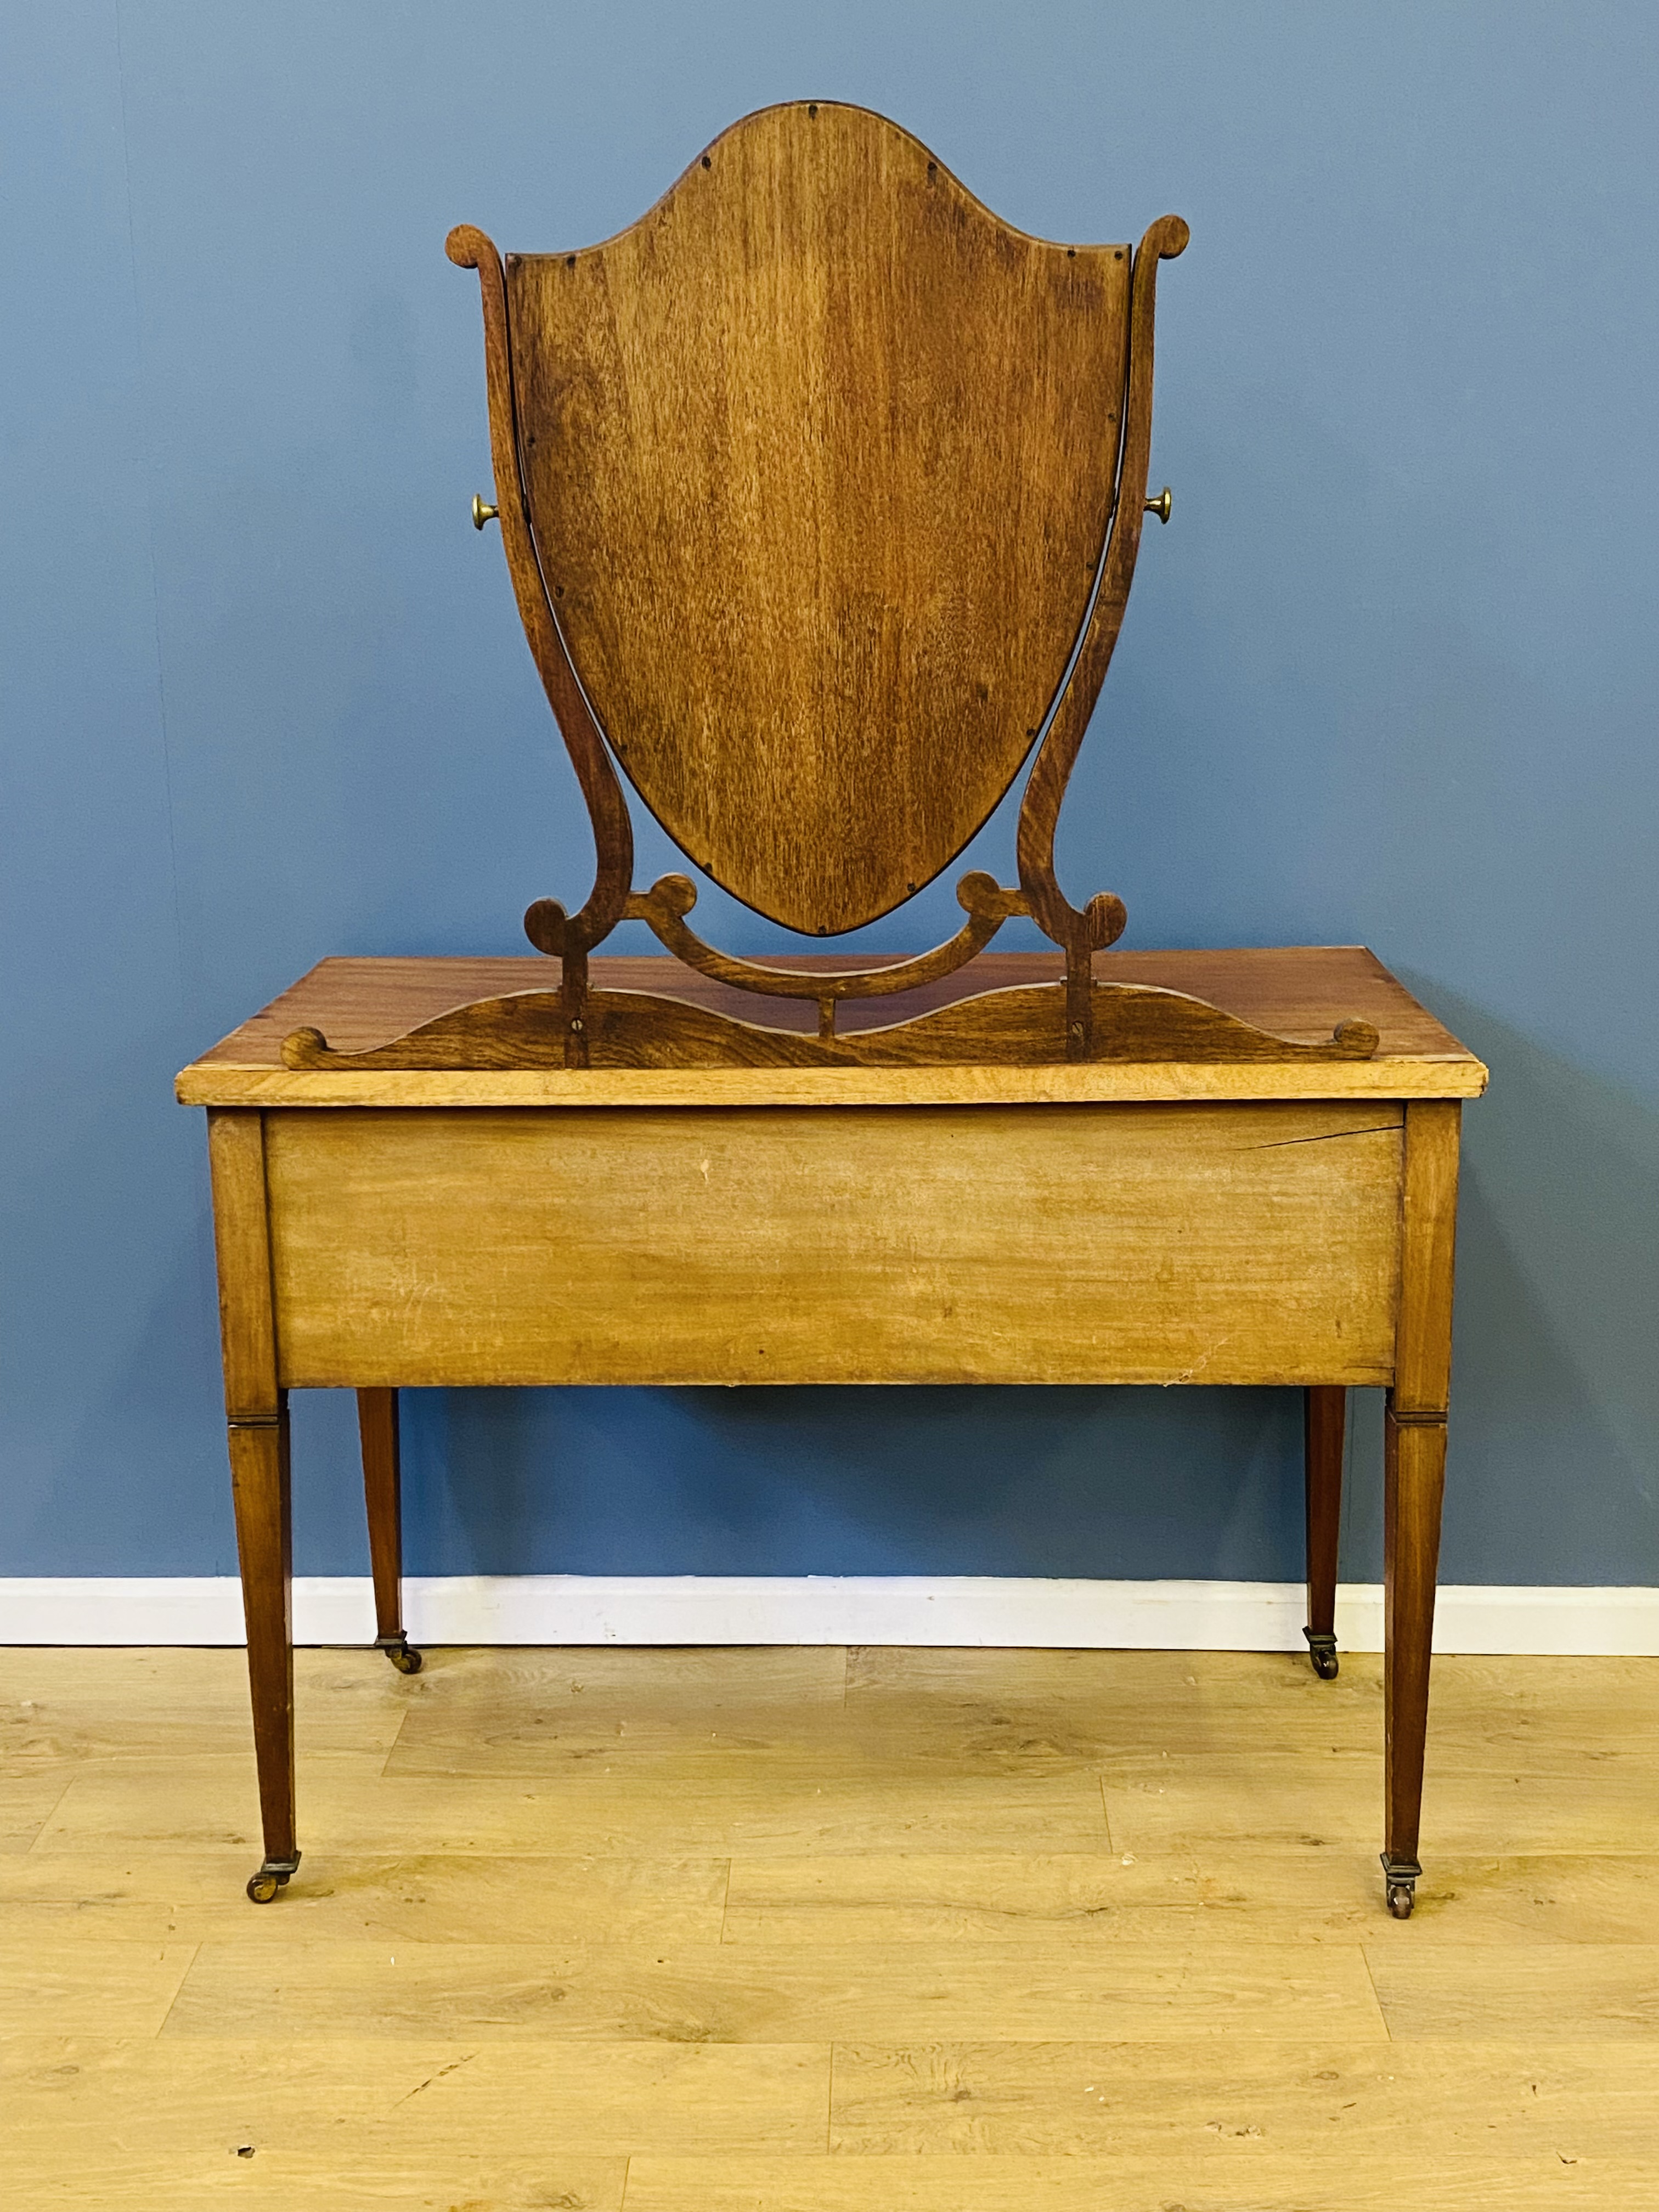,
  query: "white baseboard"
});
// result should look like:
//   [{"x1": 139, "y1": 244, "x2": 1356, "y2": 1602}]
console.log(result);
[{"x1": 2, "y1": 1576, "x2": 1655, "y2": 1655}]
